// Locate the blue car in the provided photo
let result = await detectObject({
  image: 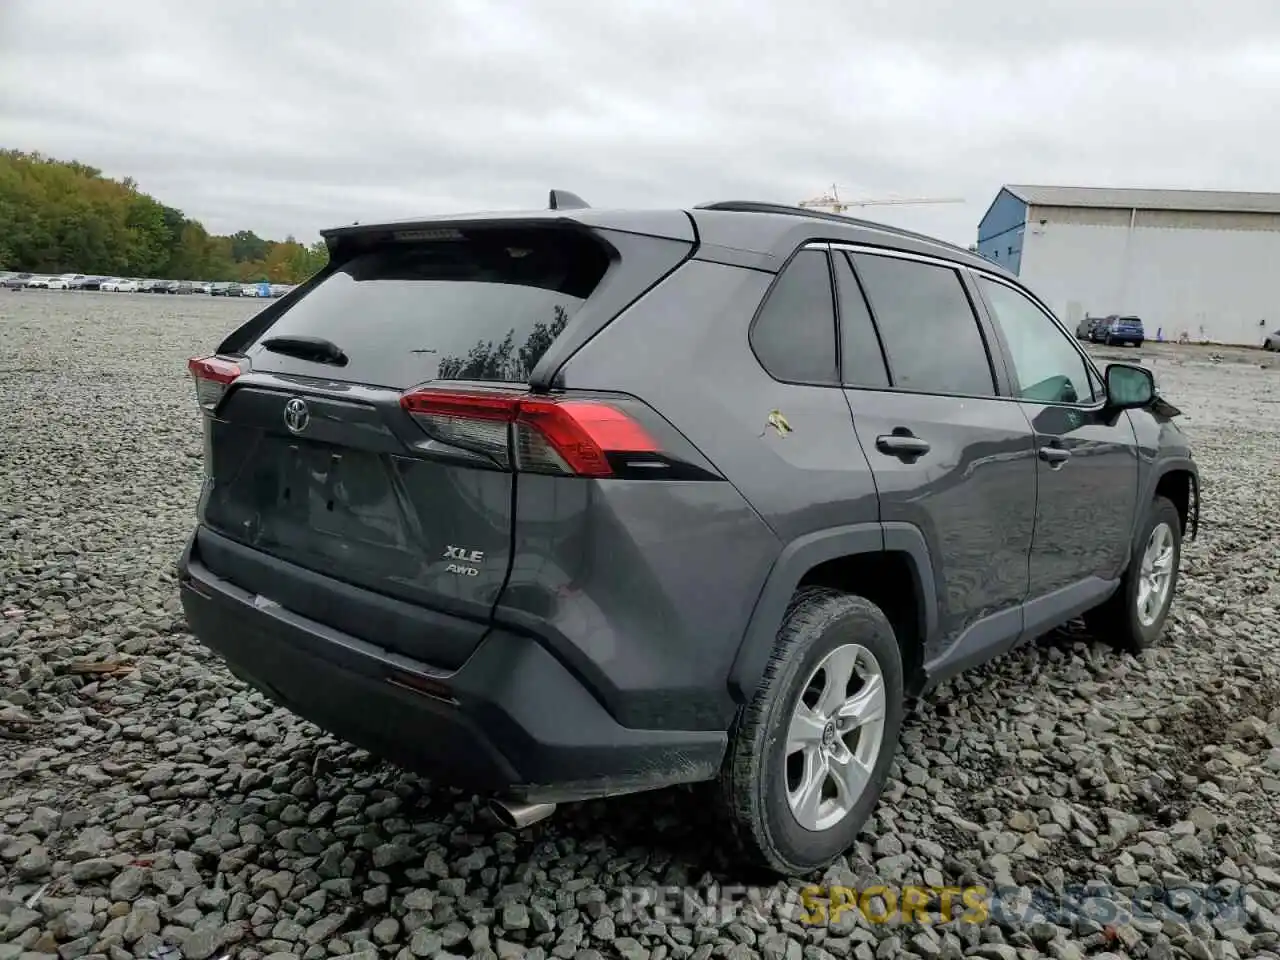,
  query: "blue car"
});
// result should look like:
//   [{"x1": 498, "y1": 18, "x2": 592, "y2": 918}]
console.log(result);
[{"x1": 1093, "y1": 315, "x2": 1145, "y2": 347}]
